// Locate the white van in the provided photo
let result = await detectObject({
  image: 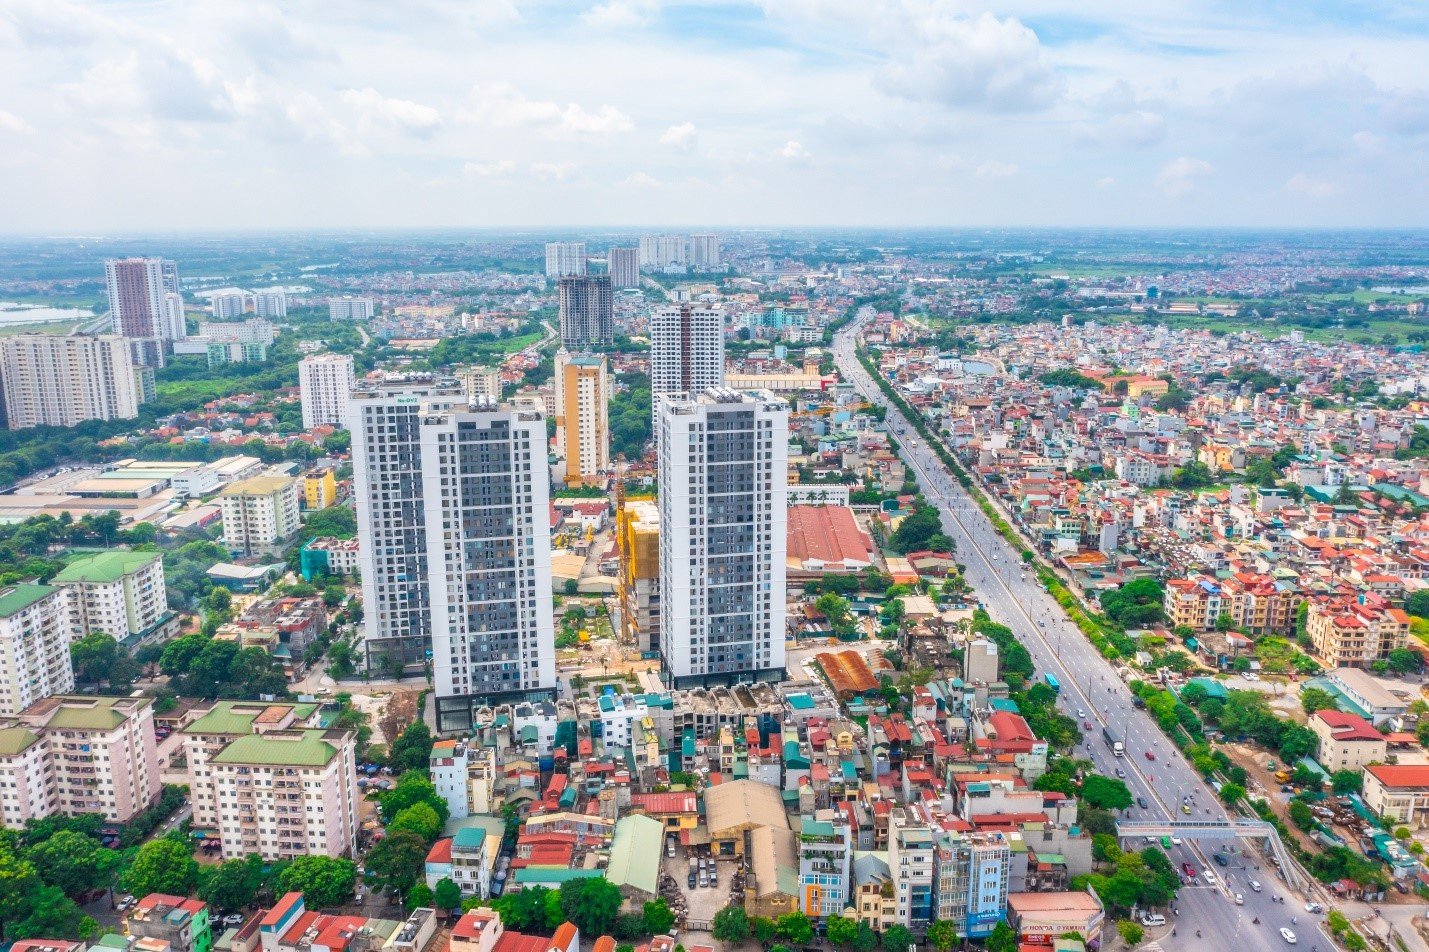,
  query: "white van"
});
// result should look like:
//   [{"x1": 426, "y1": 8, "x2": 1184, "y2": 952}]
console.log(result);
[{"x1": 1140, "y1": 913, "x2": 1166, "y2": 927}]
